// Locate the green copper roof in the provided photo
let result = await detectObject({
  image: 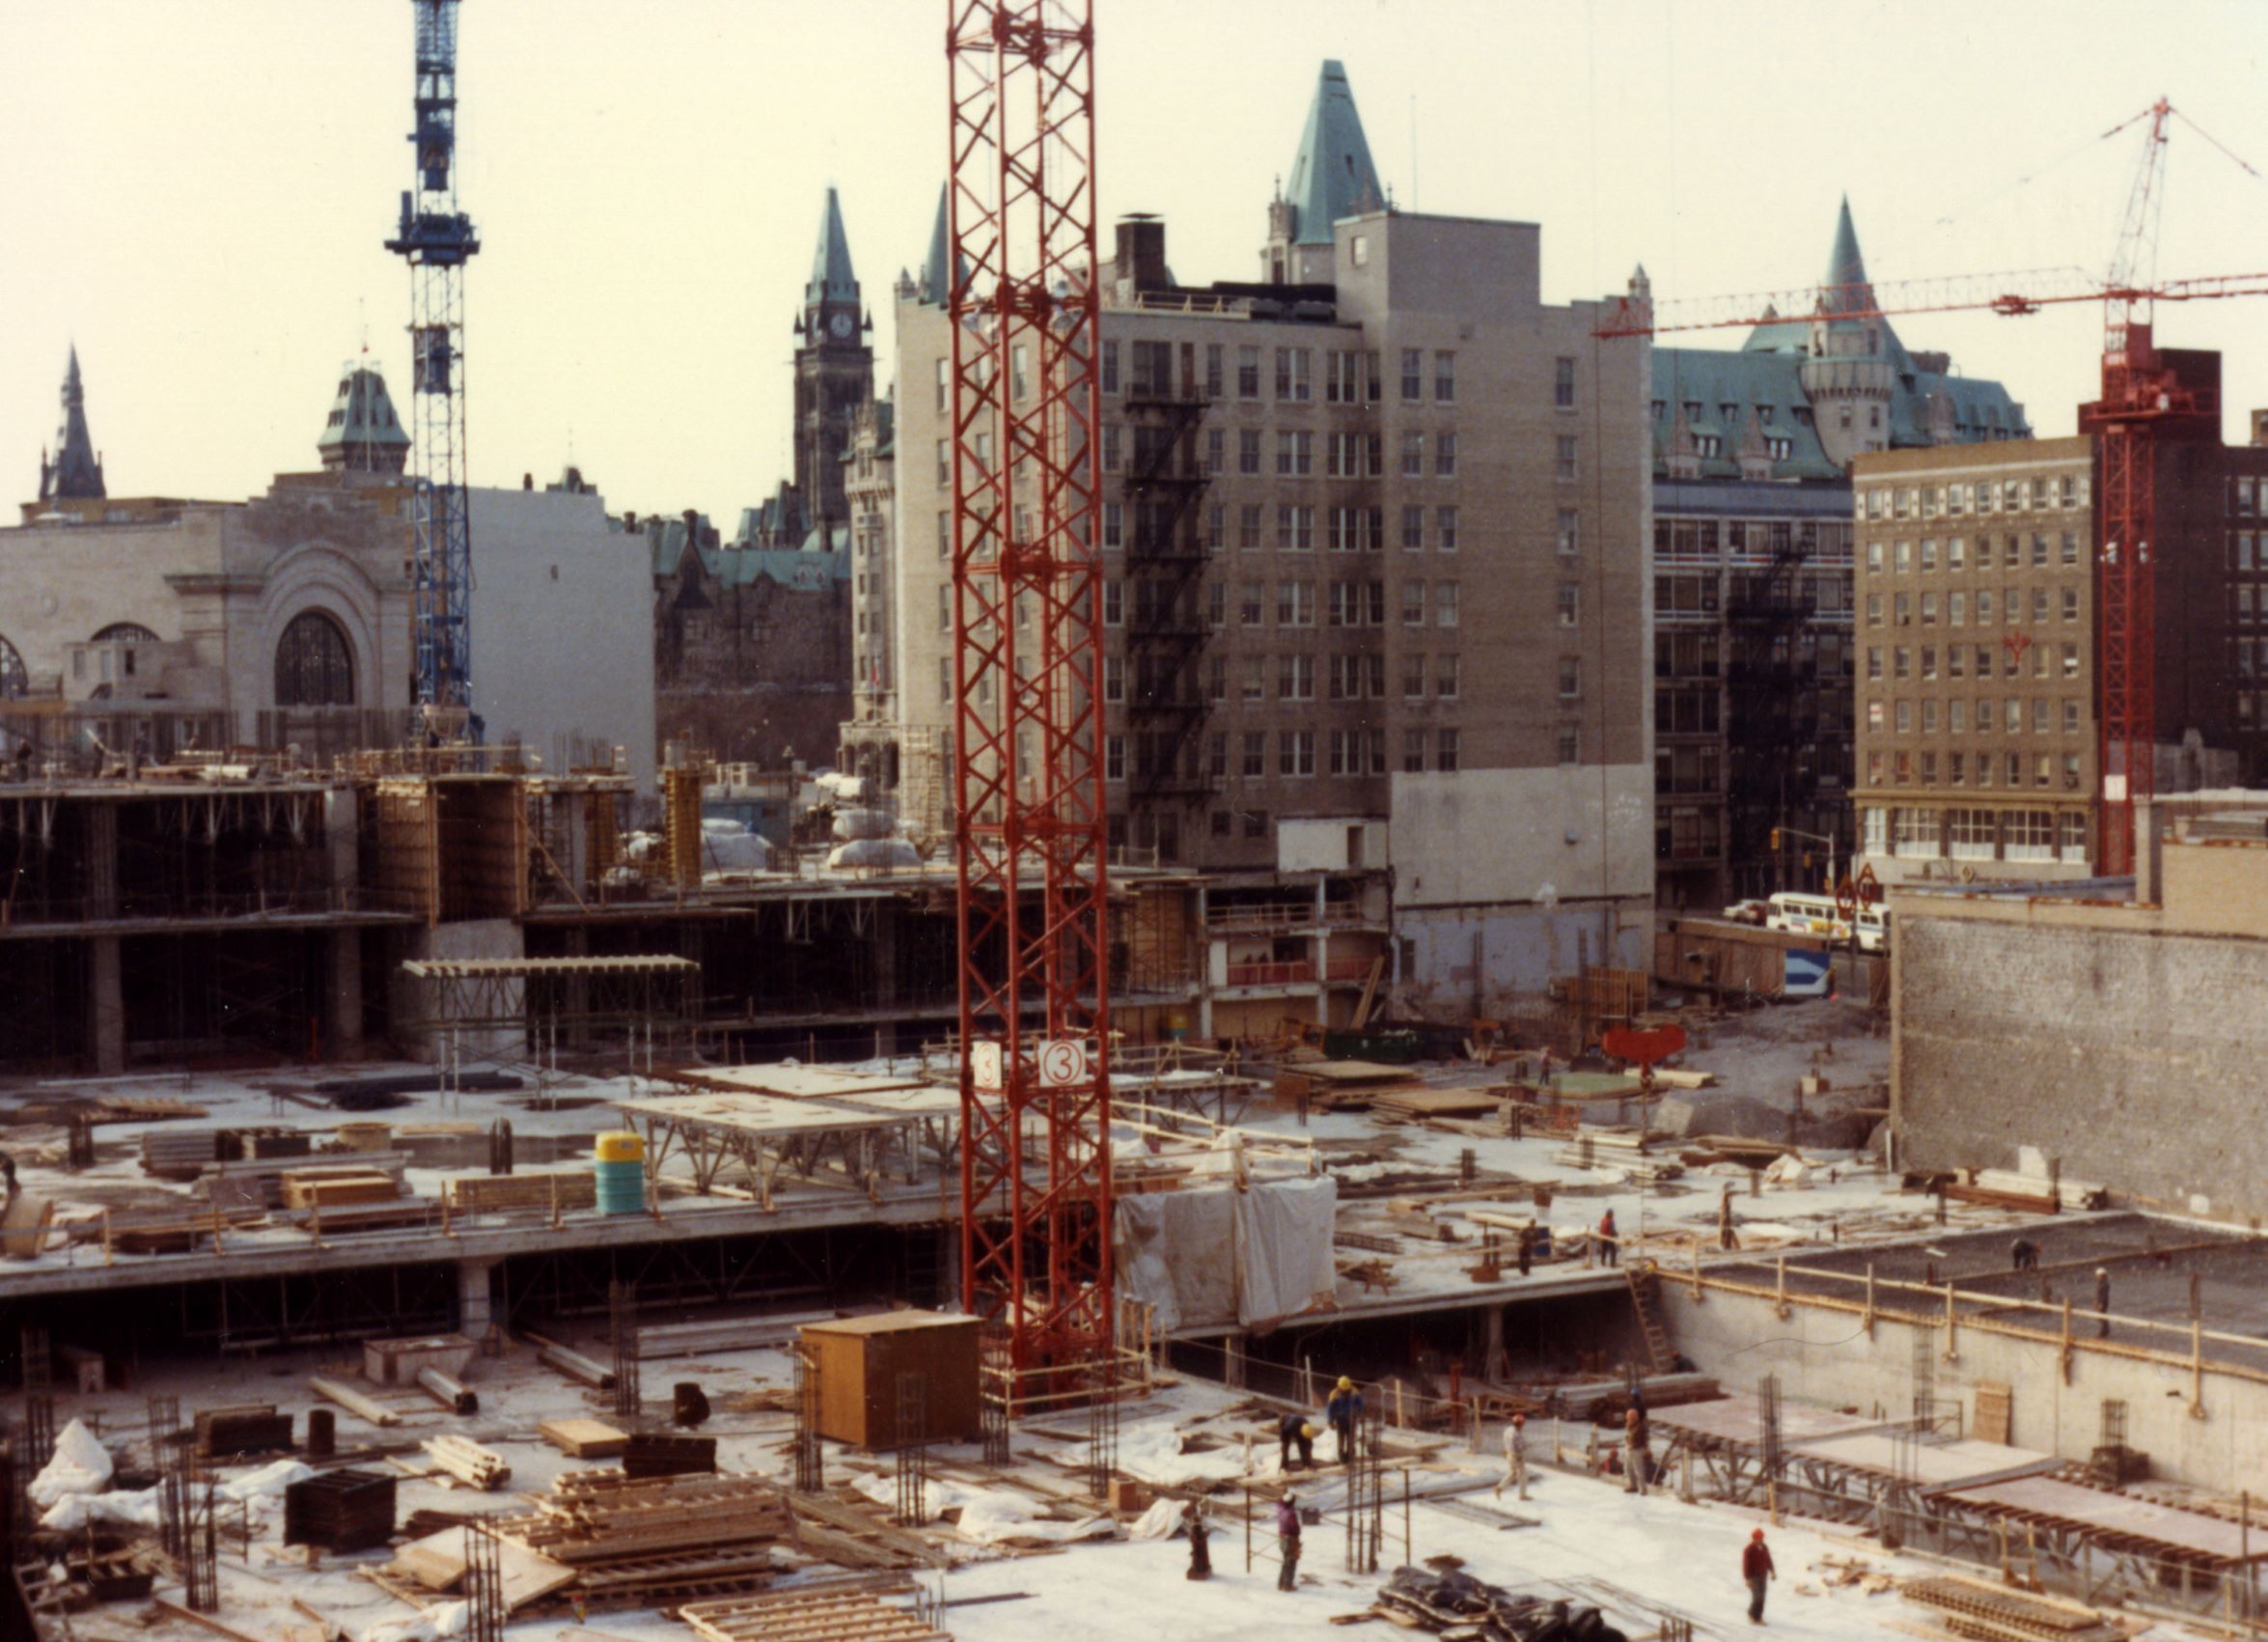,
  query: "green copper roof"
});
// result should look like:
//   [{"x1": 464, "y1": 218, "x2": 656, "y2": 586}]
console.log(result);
[
  {"x1": 317, "y1": 363, "x2": 410, "y2": 461},
  {"x1": 1284, "y1": 60, "x2": 1383, "y2": 247},
  {"x1": 1824, "y1": 195, "x2": 1867, "y2": 290},
  {"x1": 808, "y1": 186, "x2": 858, "y2": 306}
]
